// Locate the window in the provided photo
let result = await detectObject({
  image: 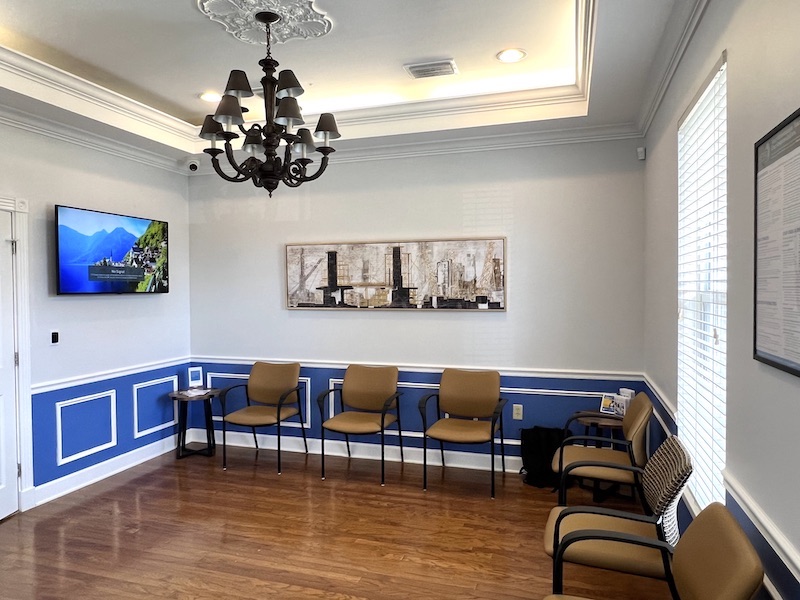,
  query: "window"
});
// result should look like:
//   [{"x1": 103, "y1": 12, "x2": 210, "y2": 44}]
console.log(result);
[{"x1": 677, "y1": 55, "x2": 727, "y2": 509}]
